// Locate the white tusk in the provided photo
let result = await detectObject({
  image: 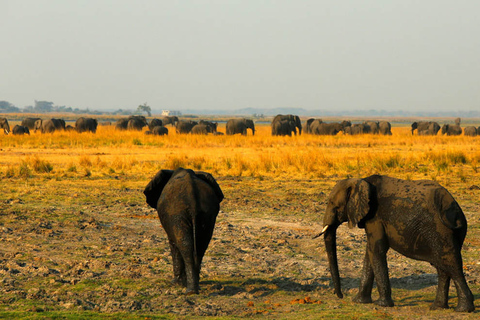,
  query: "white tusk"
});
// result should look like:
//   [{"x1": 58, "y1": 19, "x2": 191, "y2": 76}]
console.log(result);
[{"x1": 312, "y1": 225, "x2": 329, "y2": 239}]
